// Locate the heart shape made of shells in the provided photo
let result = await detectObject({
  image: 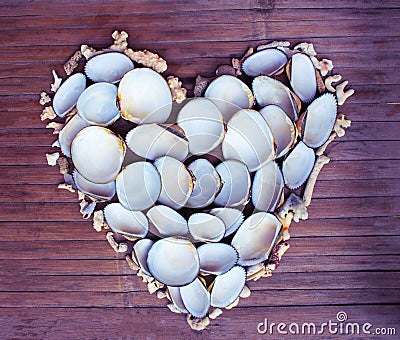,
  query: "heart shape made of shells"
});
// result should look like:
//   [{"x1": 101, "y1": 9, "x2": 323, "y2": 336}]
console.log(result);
[{"x1": 41, "y1": 31, "x2": 354, "y2": 331}]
